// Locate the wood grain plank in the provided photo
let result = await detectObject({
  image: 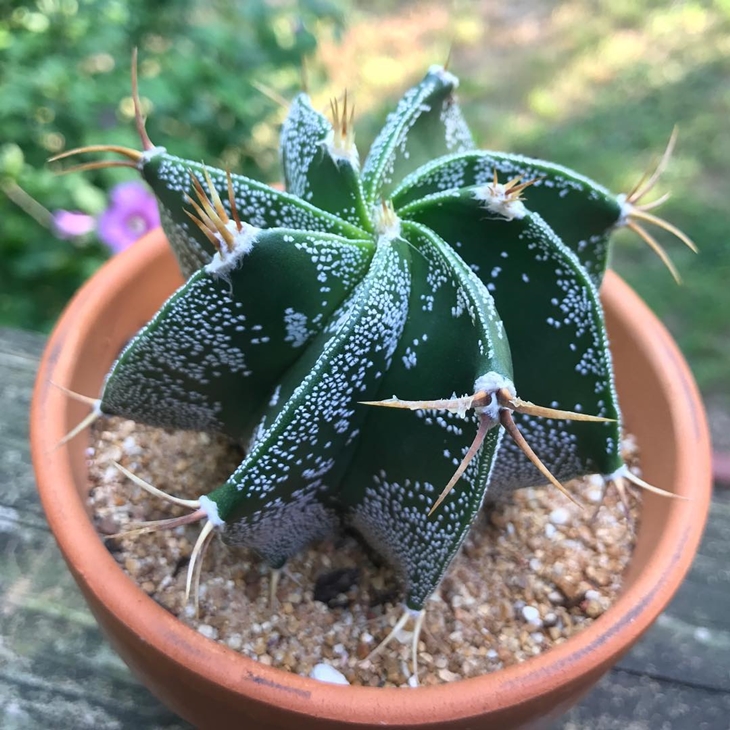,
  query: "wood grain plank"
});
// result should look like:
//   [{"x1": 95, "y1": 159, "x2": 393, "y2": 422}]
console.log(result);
[
  {"x1": 0, "y1": 525, "x2": 191, "y2": 728},
  {"x1": 0, "y1": 329, "x2": 46, "y2": 517},
  {"x1": 0, "y1": 329, "x2": 190, "y2": 728},
  {"x1": 554, "y1": 667, "x2": 730, "y2": 730}
]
